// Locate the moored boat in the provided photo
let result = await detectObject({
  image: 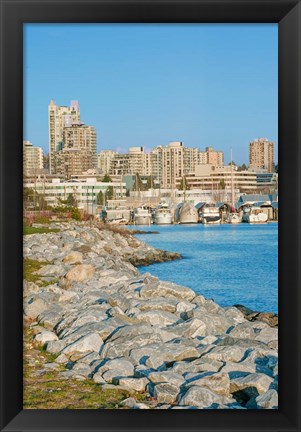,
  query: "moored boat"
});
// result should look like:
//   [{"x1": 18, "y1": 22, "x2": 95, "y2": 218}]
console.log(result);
[
  {"x1": 227, "y1": 213, "x2": 242, "y2": 224},
  {"x1": 134, "y1": 206, "x2": 152, "y2": 225},
  {"x1": 154, "y1": 202, "x2": 173, "y2": 225},
  {"x1": 108, "y1": 217, "x2": 128, "y2": 225},
  {"x1": 199, "y1": 203, "x2": 221, "y2": 224},
  {"x1": 242, "y1": 206, "x2": 268, "y2": 223},
  {"x1": 179, "y1": 202, "x2": 198, "y2": 224}
]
